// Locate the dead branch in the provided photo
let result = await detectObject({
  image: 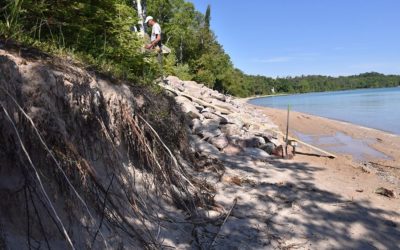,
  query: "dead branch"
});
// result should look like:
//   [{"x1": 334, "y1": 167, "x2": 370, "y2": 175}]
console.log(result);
[
  {"x1": 91, "y1": 174, "x2": 115, "y2": 248},
  {"x1": 0, "y1": 103, "x2": 76, "y2": 250},
  {"x1": 208, "y1": 197, "x2": 238, "y2": 249},
  {"x1": 0, "y1": 86, "x2": 109, "y2": 248}
]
